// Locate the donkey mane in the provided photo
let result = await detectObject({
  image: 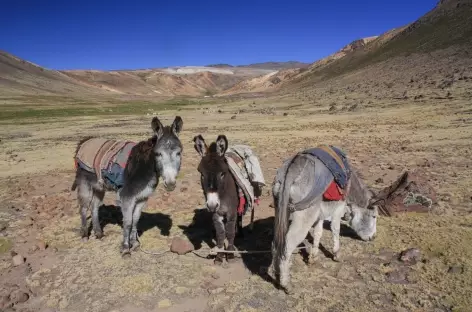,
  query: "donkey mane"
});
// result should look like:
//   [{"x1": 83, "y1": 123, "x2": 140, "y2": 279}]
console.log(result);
[
  {"x1": 124, "y1": 137, "x2": 155, "y2": 177},
  {"x1": 346, "y1": 166, "x2": 375, "y2": 208}
]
